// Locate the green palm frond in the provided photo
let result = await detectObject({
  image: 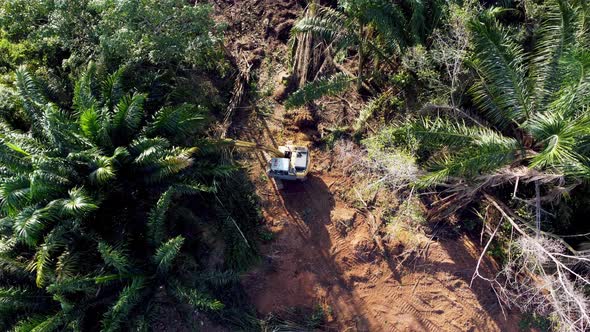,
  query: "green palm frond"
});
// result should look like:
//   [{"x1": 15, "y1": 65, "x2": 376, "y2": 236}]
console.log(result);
[
  {"x1": 94, "y1": 274, "x2": 130, "y2": 285},
  {"x1": 529, "y1": 0, "x2": 576, "y2": 106},
  {"x1": 128, "y1": 137, "x2": 171, "y2": 160},
  {"x1": 28, "y1": 242, "x2": 53, "y2": 288},
  {"x1": 360, "y1": 0, "x2": 407, "y2": 51},
  {"x1": 353, "y1": 90, "x2": 391, "y2": 132},
  {"x1": 0, "y1": 286, "x2": 45, "y2": 312},
  {"x1": 12, "y1": 206, "x2": 48, "y2": 246},
  {"x1": 58, "y1": 188, "x2": 98, "y2": 217},
  {"x1": 0, "y1": 120, "x2": 42, "y2": 149},
  {"x1": 3, "y1": 140, "x2": 30, "y2": 157},
  {"x1": 16, "y1": 68, "x2": 88, "y2": 150},
  {"x1": 26, "y1": 225, "x2": 67, "y2": 287},
  {"x1": 11, "y1": 313, "x2": 65, "y2": 332},
  {"x1": 0, "y1": 141, "x2": 33, "y2": 174},
  {"x1": 147, "y1": 189, "x2": 174, "y2": 246},
  {"x1": 79, "y1": 106, "x2": 102, "y2": 144},
  {"x1": 469, "y1": 12, "x2": 531, "y2": 126},
  {"x1": 28, "y1": 169, "x2": 70, "y2": 203},
  {"x1": 46, "y1": 275, "x2": 98, "y2": 295},
  {"x1": 132, "y1": 145, "x2": 167, "y2": 167},
  {"x1": 146, "y1": 104, "x2": 208, "y2": 141},
  {"x1": 146, "y1": 183, "x2": 212, "y2": 246},
  {"x1": 144, "y1": 147, "x2": 197, "y2": 183},
  {"x1": 73, "y1": 62, "x2": 98, "y2": 114},
  {"x1": 419, "y1": 142, "x2": 518, "y2": 187},
  {"x1": 111, "y1": 93, "x2": 147, "y2": 144},
  {"x1": 89, "y1": 155, "x2": 116, "y2": 185},
  {"x1": 0, "y1": 245, "x2": 28, "y2": 274},
  {"x1": 54, "y1": 250, "x2": 81, "y2": 280},
  {"x1": 408, "y1": 117, "x2": 520, "y2": 186},
  {"x1": 285, "y1": 73, "x2": 353, "y2": 109},
  {"x1": 526, "y1": 111, "x2": 590, "y2": 169},
  {"x1": 0, "y1": 176, "x2": 31, "y2": 214},
  {"x1": 291, "y1": 5, "x2": 355, "y2": 51},
  {"x1": 551, "y1": 49, "x2": 590, "y2": 115},
  {"x1": 100, "y1": 66, "x2": 125, "y2": 109},
  {"x1": 532, "y1": 134, "x2": 582, "y2": 169},
  {"x1": 32, "y1": 155, "x2": 74, "y2": 180},
  {"x1": 169, "y1": 283, "x2": 224, "y2": 311},
  {"x1": 111, "y1": 146, "x2": 130, "y2": 162},
  {"x1": 27, "y1": 177, "x2": 60, "y2": 205},
  {"x1": 42, "y1": 103, "x2": 89, "y2": 153},
  {"x1": 411, "y1": 117, "x2": 519, "y2": 150},
  {"x1": 98, "y1": 242, "x2": 131, "y2": 274},
  {"x1": 153, "y1": 235, "x2": 184, "y2": 273},
  {"x1": 14, "y1": 66, "x2": 46, "y2": 124},
  {"x1": 416, "y1": 168, "x2": 451, "y2": 189},
  {"x1": 101, "y1": 278, "x2": 145, "y2": 332}
]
